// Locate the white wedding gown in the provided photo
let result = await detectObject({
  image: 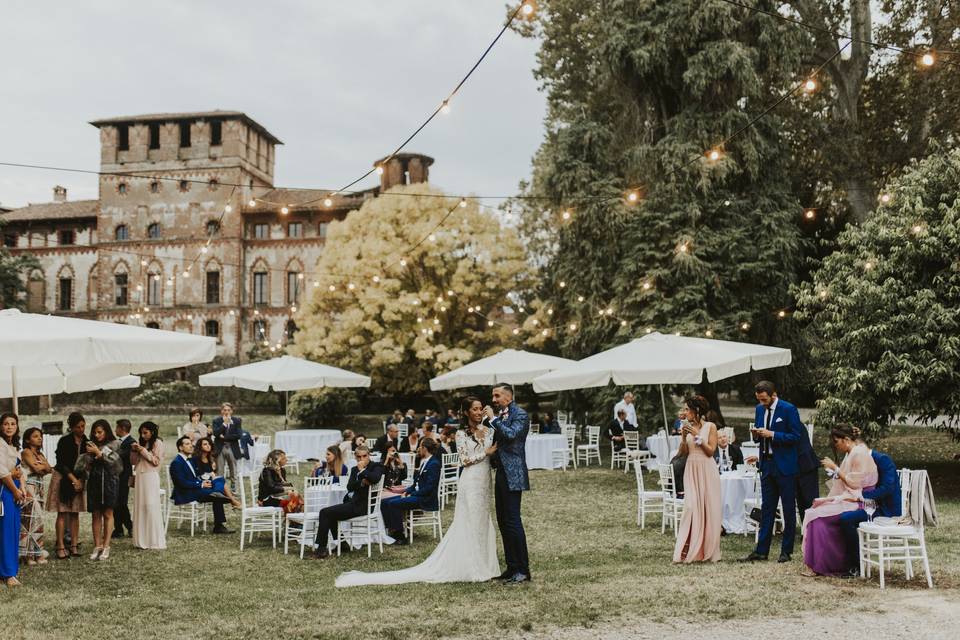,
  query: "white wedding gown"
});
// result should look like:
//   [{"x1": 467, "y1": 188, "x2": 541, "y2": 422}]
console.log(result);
[{"x1": 335, "y1": 428, "x2": 500, "y2": 587}]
